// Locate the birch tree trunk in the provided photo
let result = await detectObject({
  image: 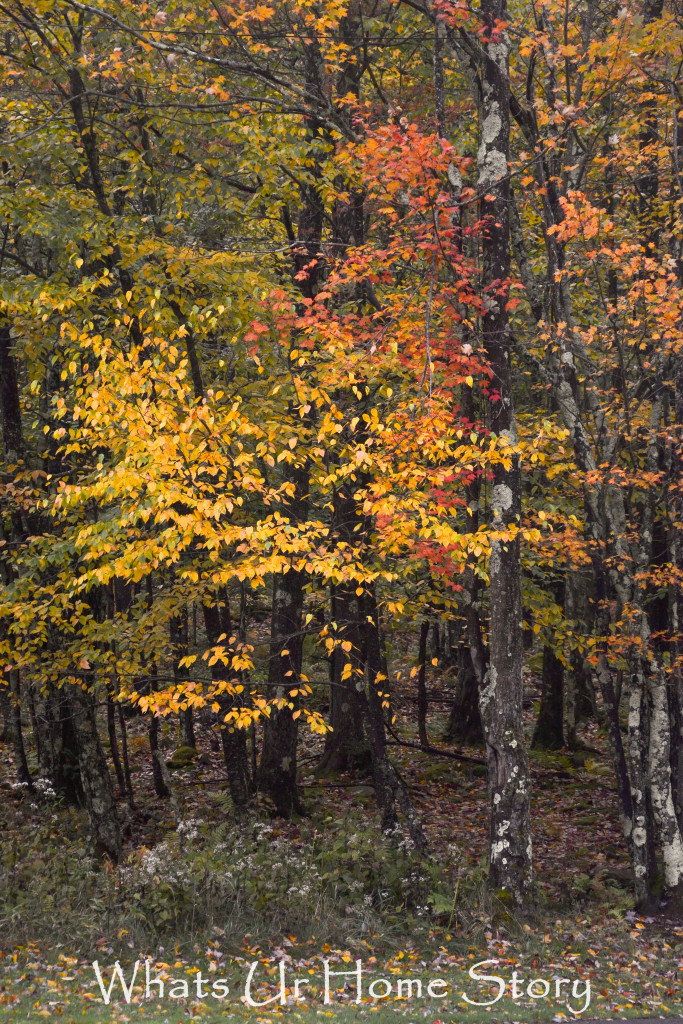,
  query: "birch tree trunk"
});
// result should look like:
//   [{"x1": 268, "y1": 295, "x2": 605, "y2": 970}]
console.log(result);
[{"x1": 476, "y1": 0, "x2": 532, "y2": 904}]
